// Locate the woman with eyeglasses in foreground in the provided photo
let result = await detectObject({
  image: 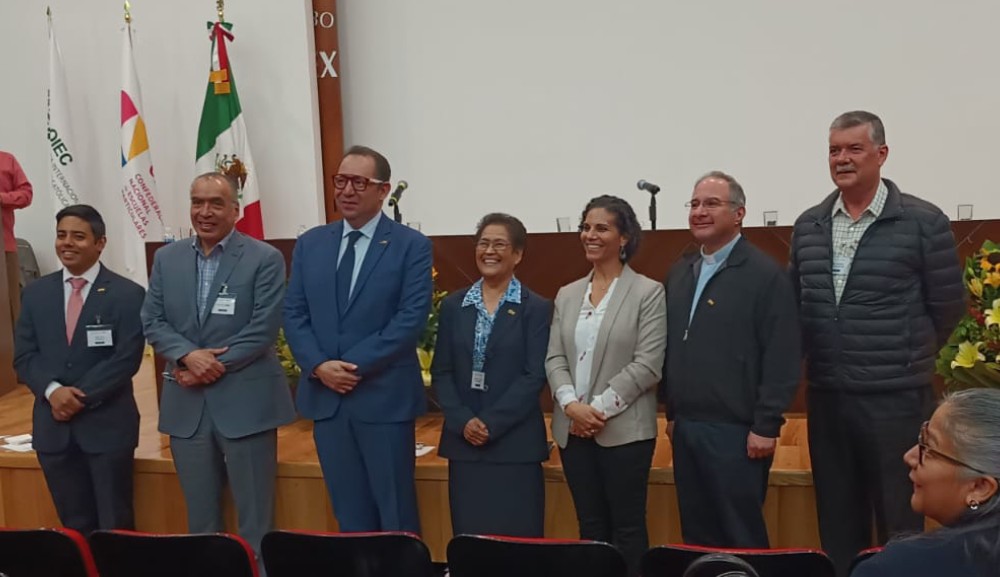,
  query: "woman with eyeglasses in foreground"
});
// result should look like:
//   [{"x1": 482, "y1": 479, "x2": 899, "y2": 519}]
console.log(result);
[{"x1": 852, "y1": 388, "x2": 1000, "y2": 577}]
